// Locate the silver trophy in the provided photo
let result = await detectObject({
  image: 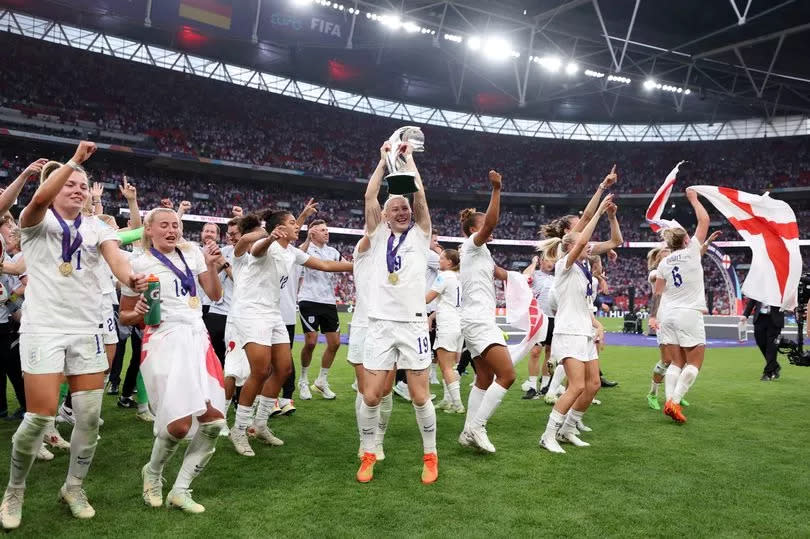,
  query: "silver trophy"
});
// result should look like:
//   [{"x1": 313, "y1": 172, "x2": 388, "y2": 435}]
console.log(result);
[{"x1": 385, "y1": 126, "x2": 425, "y2": 195}]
